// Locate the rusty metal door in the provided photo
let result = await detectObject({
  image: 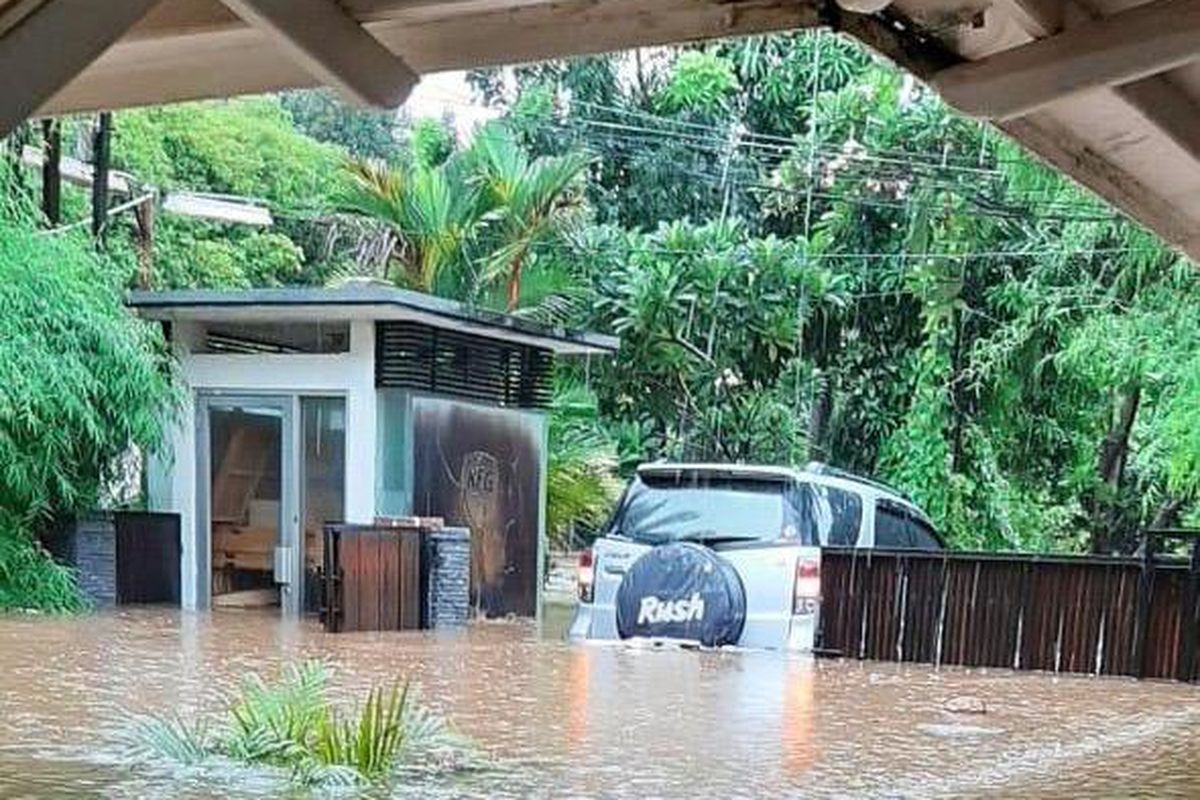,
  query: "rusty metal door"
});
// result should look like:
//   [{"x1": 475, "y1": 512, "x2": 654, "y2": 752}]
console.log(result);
[{"x1": 411, "y1": 397, "x2": 543, "y2": 617}]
